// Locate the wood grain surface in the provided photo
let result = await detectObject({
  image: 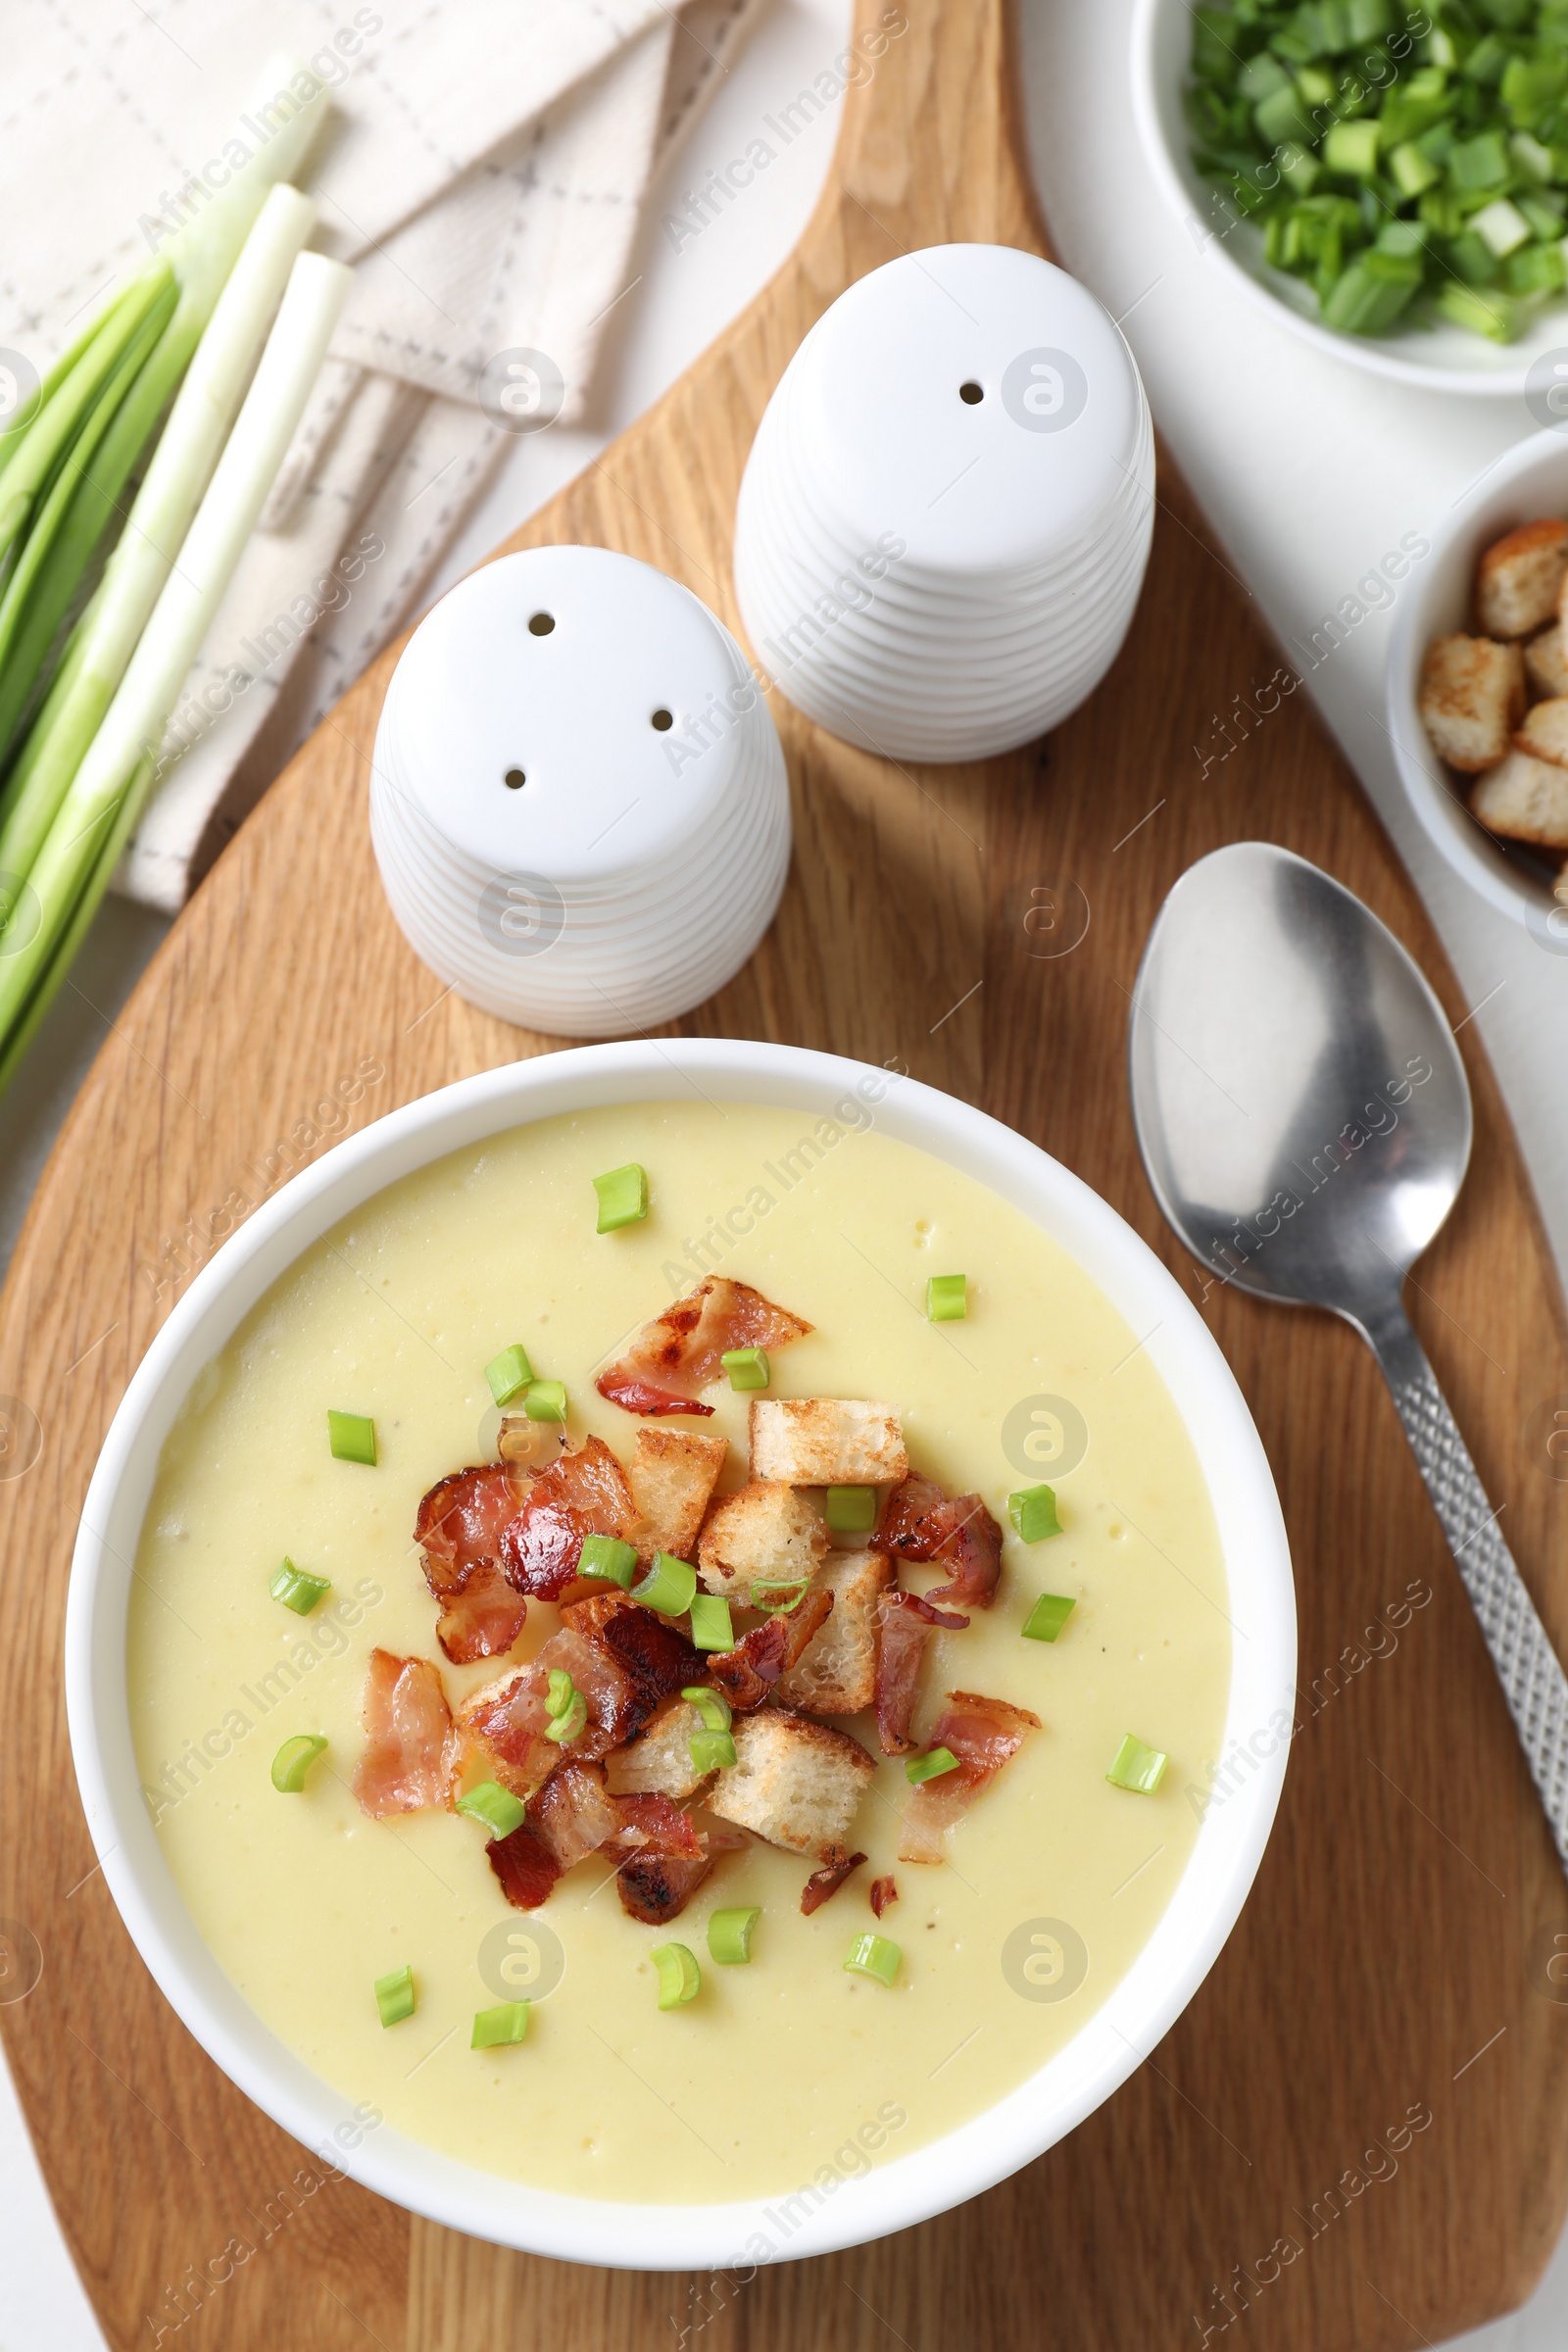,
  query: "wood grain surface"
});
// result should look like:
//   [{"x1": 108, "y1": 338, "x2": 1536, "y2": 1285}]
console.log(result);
[{"x1": 3, "y1": 2, "x2": 1568, "y2": 2346}]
